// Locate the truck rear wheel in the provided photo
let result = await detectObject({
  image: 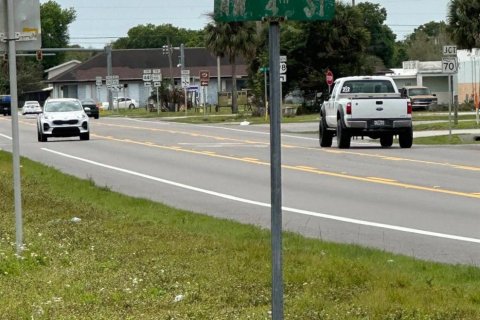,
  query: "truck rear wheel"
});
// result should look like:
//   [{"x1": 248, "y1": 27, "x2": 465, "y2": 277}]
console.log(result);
[
  {"x1": 337, "y1": 119, "x2": 351, "y2": 149},
  {"x1": 399, "y1": 128, "x2": 413, "y2": 148},
  {"x1": 319, "y1": 117, "x2": 333, "y2": 147}
]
